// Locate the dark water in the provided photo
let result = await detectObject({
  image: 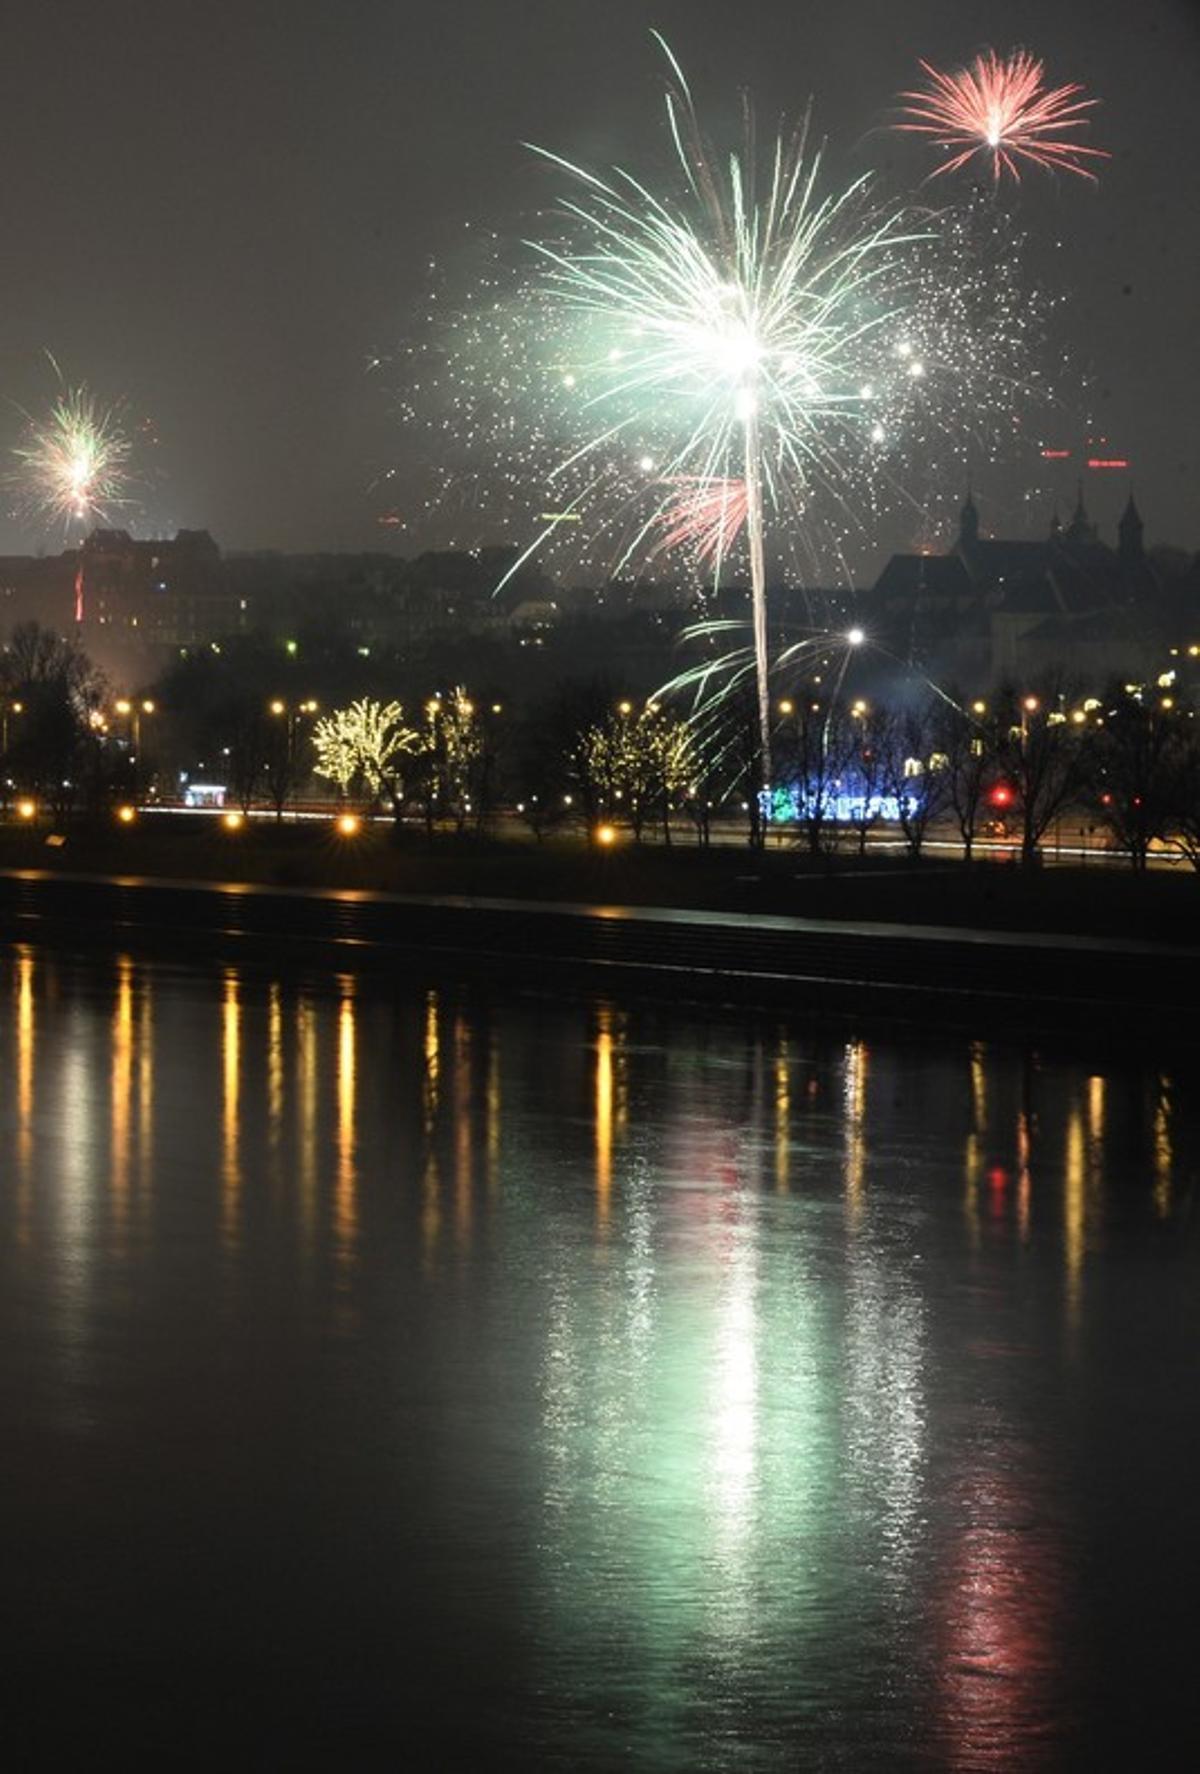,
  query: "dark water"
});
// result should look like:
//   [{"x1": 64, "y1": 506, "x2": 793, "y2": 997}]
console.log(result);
[{"x1": 1, "y1": 945, "x2": 1197, "y2": 1768}]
